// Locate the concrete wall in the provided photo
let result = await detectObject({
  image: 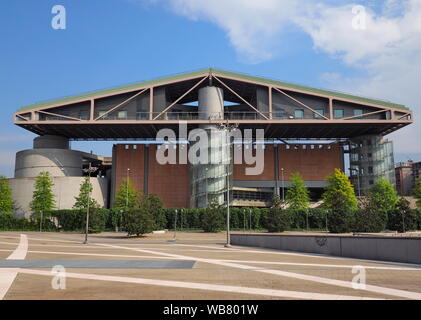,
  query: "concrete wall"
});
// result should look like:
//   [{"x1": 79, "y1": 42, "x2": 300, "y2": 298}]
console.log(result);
[
  {"x1": 9, "y1": 177, "x2": 109, "y2": 219},
  {"x1": 231, "y1": 234, "x2": 421, "y2": 265},
  {"x1": 15, "y1": 149, "x2": 85, "y2": 178}
]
